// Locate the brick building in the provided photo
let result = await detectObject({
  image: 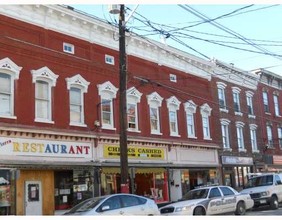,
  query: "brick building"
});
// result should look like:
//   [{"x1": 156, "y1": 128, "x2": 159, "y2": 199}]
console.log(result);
[{"x1": 0, "y1": 5, "x2": 220, "y2": 215}]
